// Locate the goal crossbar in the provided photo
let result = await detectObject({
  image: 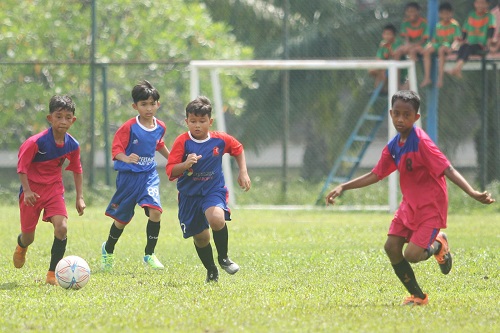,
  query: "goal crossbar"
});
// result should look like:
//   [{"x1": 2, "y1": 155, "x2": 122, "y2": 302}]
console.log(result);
[{"x1": 189, "y1": 59, "x2": 418, "y2": 211}]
